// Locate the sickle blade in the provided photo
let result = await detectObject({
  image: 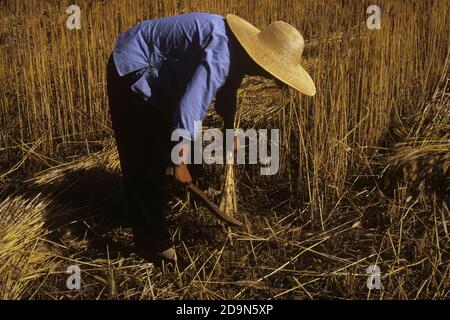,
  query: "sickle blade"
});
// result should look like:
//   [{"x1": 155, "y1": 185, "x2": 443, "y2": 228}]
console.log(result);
[{"x1": 187, "y1": 183, "x2": 243, "y2": 227}]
